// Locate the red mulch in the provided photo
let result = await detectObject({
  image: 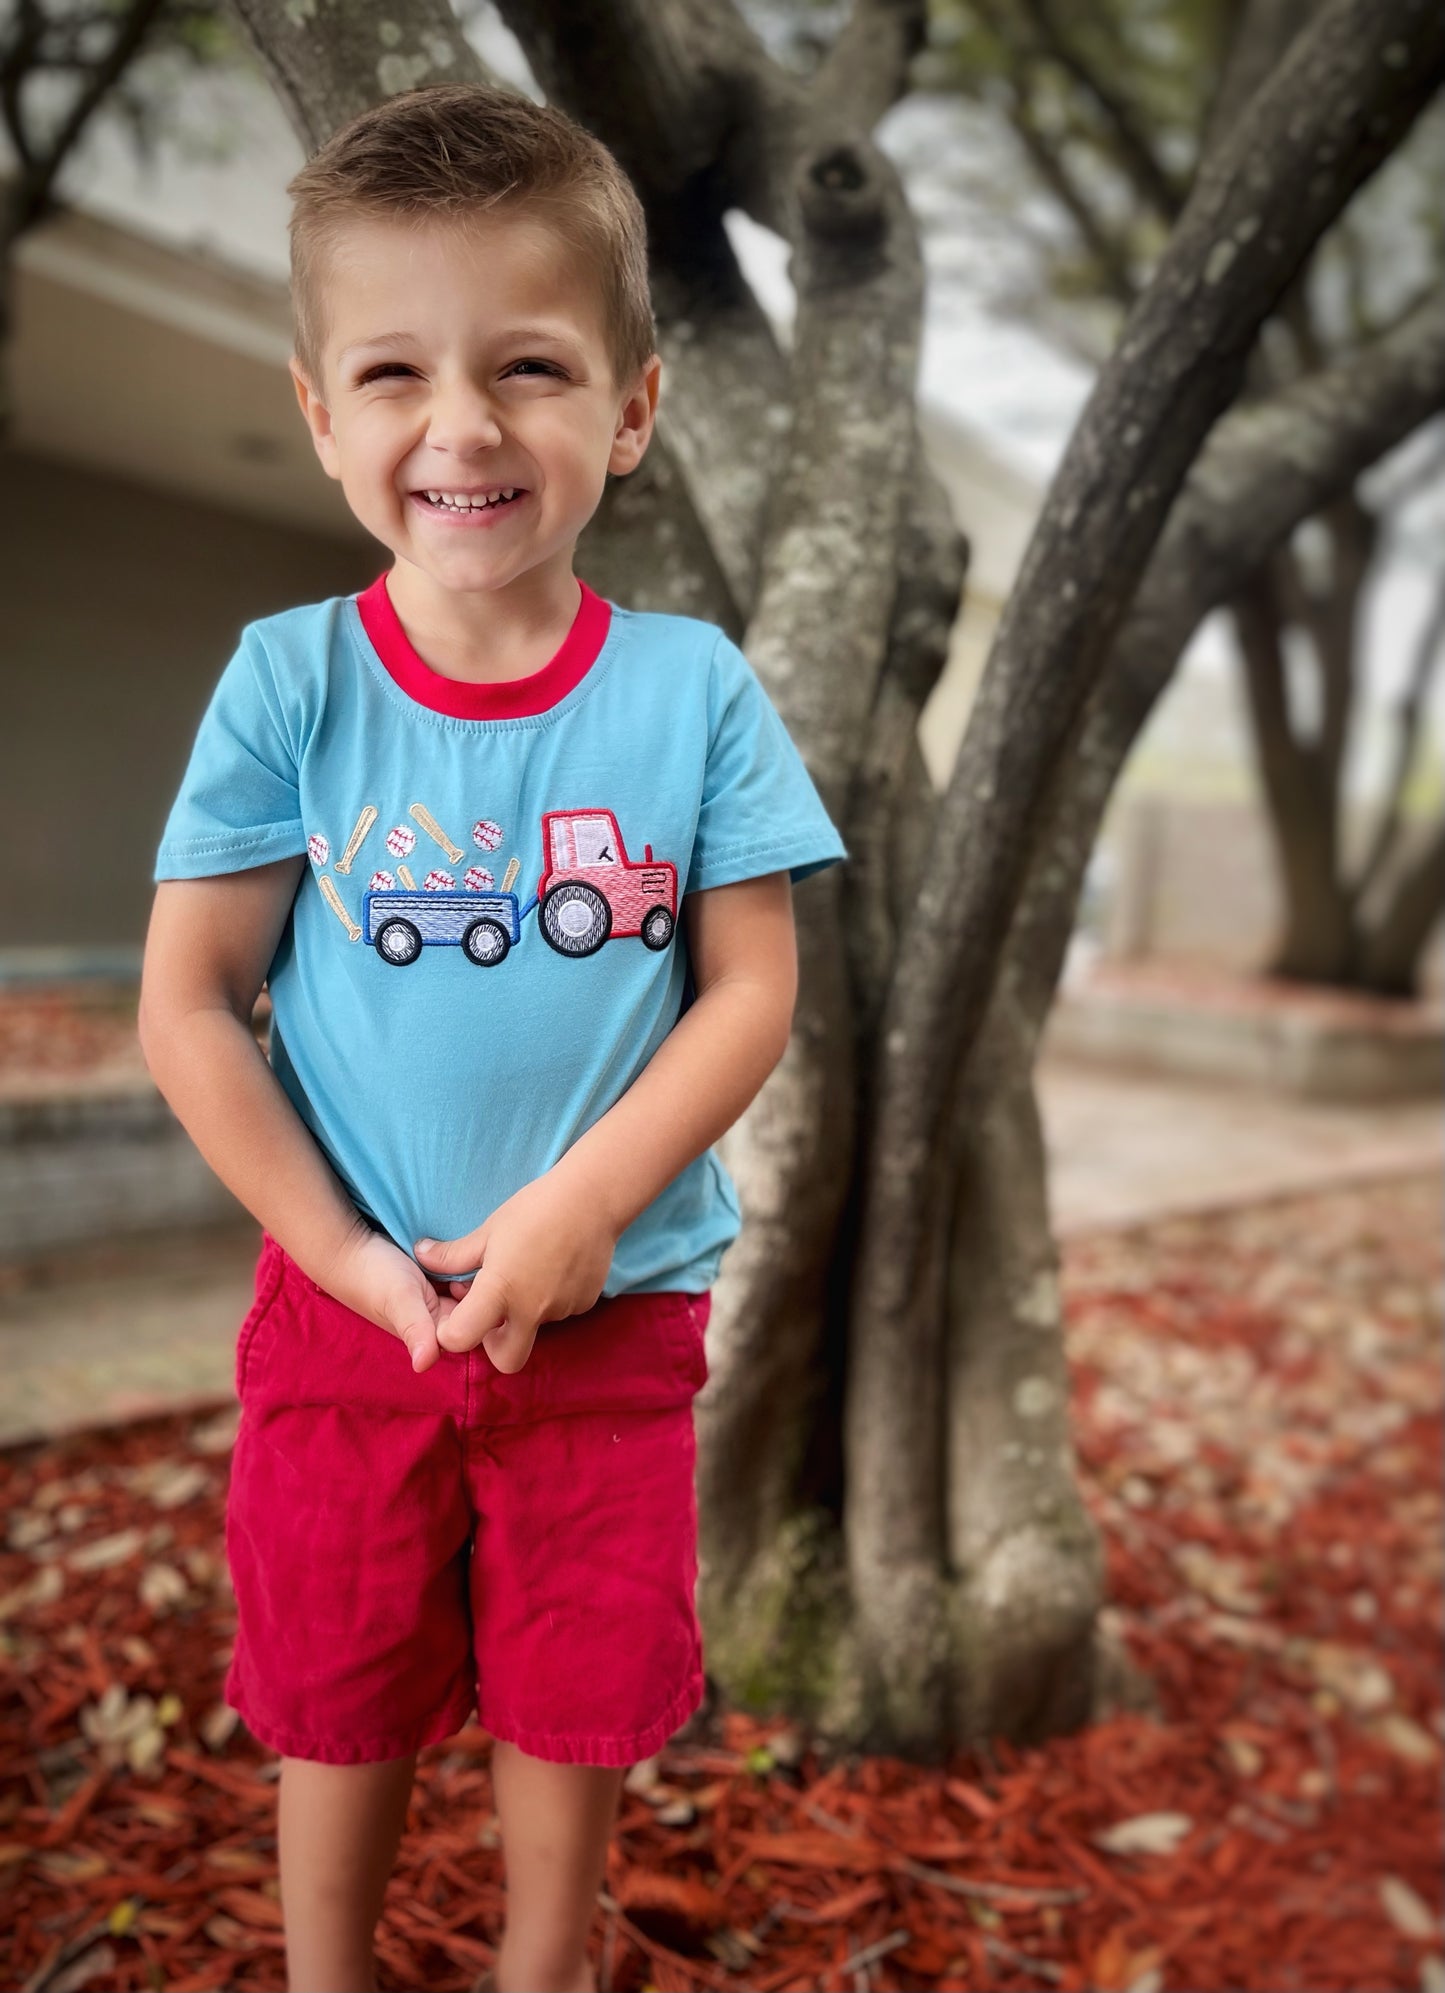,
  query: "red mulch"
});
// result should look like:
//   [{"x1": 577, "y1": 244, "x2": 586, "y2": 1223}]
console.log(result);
[{"x1": 2, "y1": 1176, "x2": 1440, "y2": 1992}]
